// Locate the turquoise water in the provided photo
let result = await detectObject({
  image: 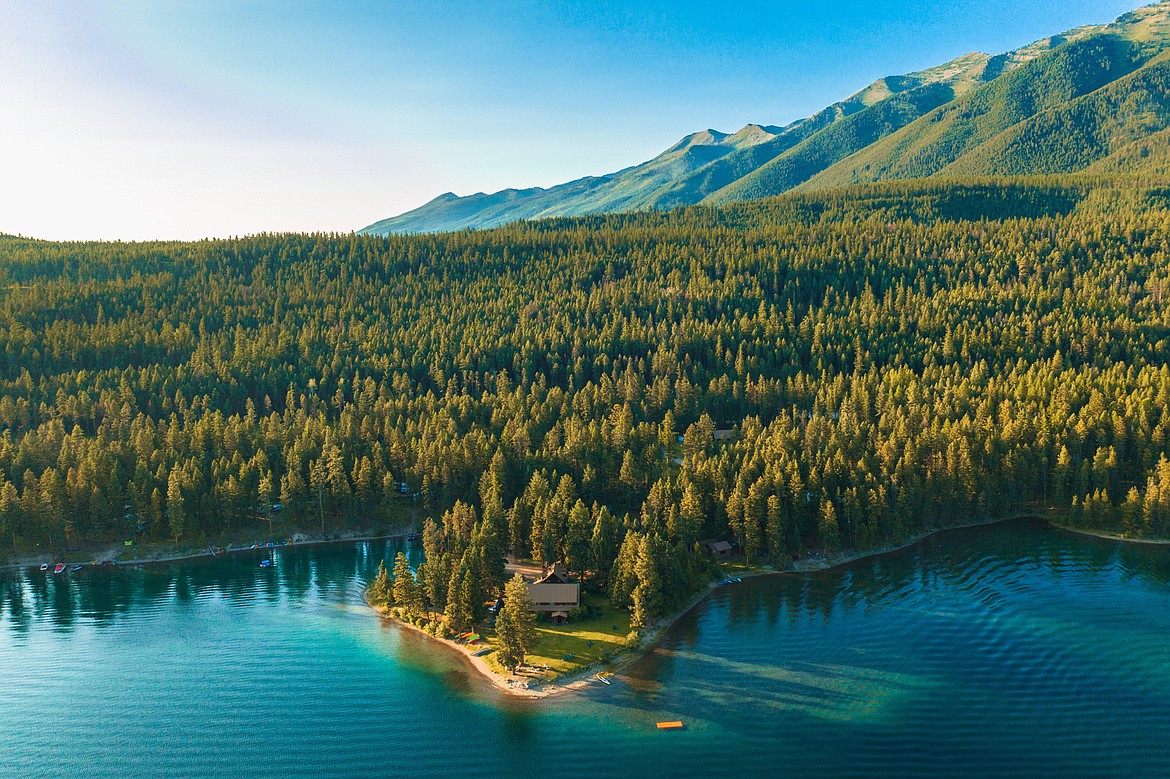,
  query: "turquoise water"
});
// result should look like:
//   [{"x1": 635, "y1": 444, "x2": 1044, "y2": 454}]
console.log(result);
[{"x1": 2, "y1": 520, "x2": 1170, "y2": 778}]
